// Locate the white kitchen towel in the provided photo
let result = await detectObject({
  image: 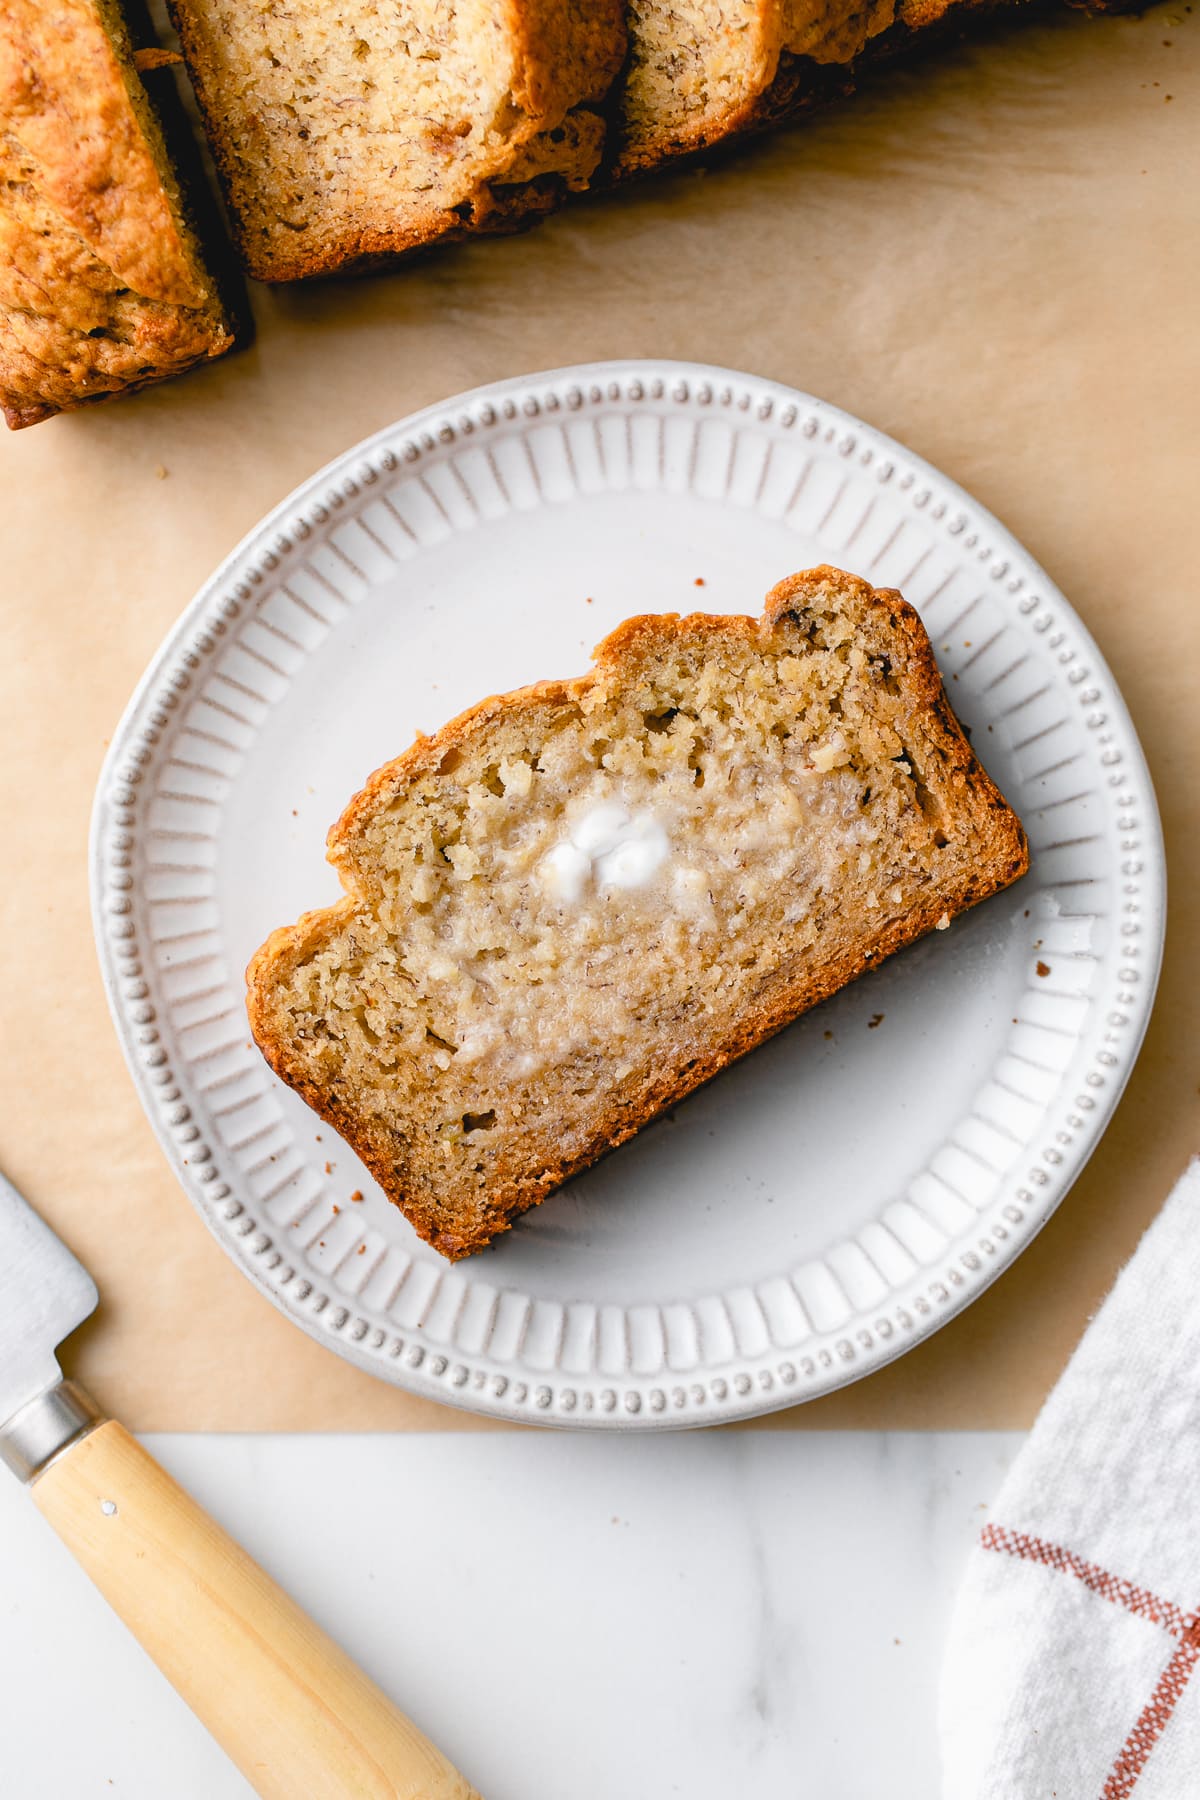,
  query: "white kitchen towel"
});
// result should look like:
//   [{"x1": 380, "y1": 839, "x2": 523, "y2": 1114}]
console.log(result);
[{"x1": 941, "y1": 1158, "x2": 1200, "y2": 1800}]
